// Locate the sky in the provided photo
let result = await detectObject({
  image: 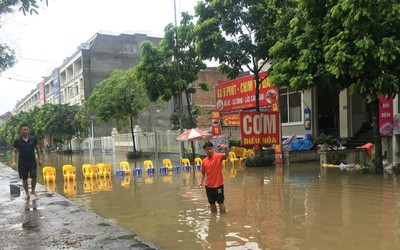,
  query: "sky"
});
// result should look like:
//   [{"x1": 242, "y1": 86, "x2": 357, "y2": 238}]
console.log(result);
[{"x1": 0, "y1": 0, "x2": 200, "y2": 115}]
